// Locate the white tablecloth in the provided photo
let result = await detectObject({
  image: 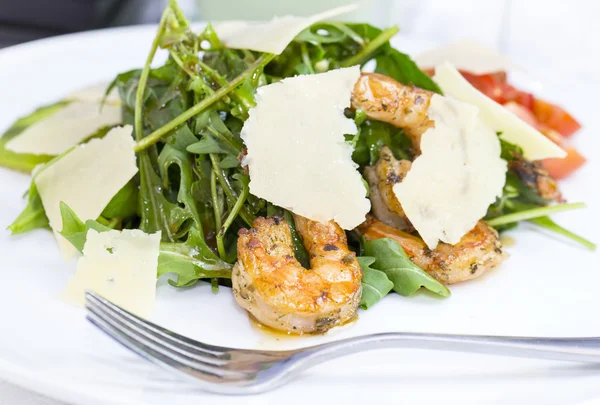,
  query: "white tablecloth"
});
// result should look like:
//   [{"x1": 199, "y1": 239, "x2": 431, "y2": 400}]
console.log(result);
[{"x1": 2, "y1": 0, "x2": 598, "y2": 404}]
